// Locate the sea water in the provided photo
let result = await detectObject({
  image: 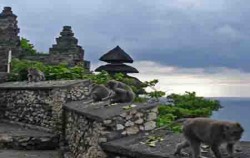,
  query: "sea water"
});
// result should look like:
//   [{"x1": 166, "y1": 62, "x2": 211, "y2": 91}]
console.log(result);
[{"x1": 211, "y1": 97, "x2": 250, "y2": 141}]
